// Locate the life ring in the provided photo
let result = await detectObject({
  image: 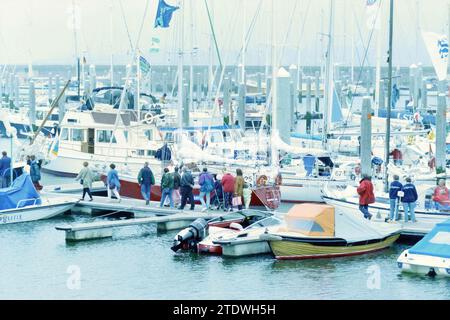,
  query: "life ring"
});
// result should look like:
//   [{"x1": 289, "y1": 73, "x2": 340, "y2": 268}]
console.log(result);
[
  {"x1": 256, "y1": 175, "x2": 268, "y2": 186},
  {"x1": 144, "y1": 113, "x2": 155, "y2": 124}
]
